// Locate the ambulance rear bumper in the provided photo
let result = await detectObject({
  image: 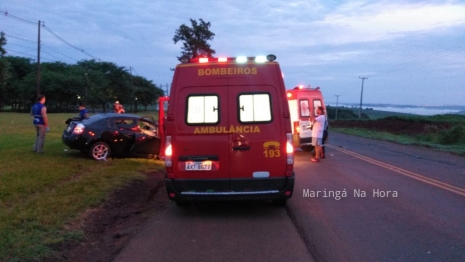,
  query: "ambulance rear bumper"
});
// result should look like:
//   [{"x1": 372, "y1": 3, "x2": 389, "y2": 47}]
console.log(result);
[{"x1": 165, "y1": 174, "x2": 294, "y2": 202}]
